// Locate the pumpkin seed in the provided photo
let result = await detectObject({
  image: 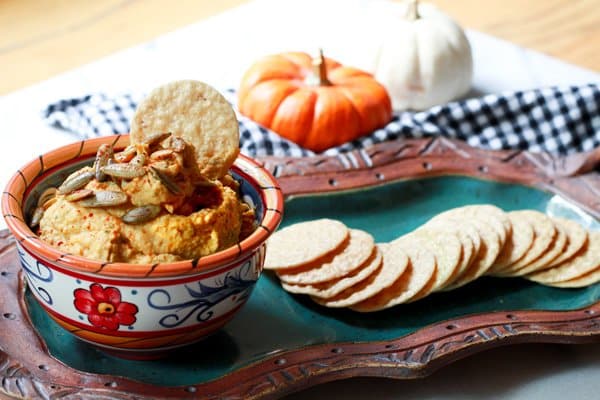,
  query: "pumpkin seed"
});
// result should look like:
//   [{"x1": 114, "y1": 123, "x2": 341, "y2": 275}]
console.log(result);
[
  {"x1": 142, "y1": 132, "x2": 172, "y2": 147},
  {"x1": 58, "y1": 168, "x2": 94, "y2": 194},
  {"x1": 37, "y1": 187, "x2": 57, "y2": 207},
  {"x1": 195, "y1": 179, "x2": 217, "y2": 188},
  {"x1": 150, "y1": 149, "x2": 175, "y2": 161},
  {"x1": 29, "y1": 206, "x2": 45, "y2": 228},
  {"x1": 129, "y1": 153, "x2": 147, "y2": 167},
  {"x1": 78, "y1": 190, "x2": 128, "y2": 207},
  {"x1": 150, "y1": 166, "x2": 182, "y2": 194},
  {"x1": 41, "y1": 197, "x2": 57, "y2": 210},
  {"x1": 121, "y1": 205, "x2": 162, "y2": 224},
  {"x1": 64, "y1": 189, "x2": 94, "y2": 202},
  {"x1": 114, "y1": 145, "x2": 137, "y2": 163},
  {"x1": 101, "y1": 163, "x2": 145, "y2": 179},
  {"x1": 94, "y1": 144, "x2": 113, "y2": 181}
]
